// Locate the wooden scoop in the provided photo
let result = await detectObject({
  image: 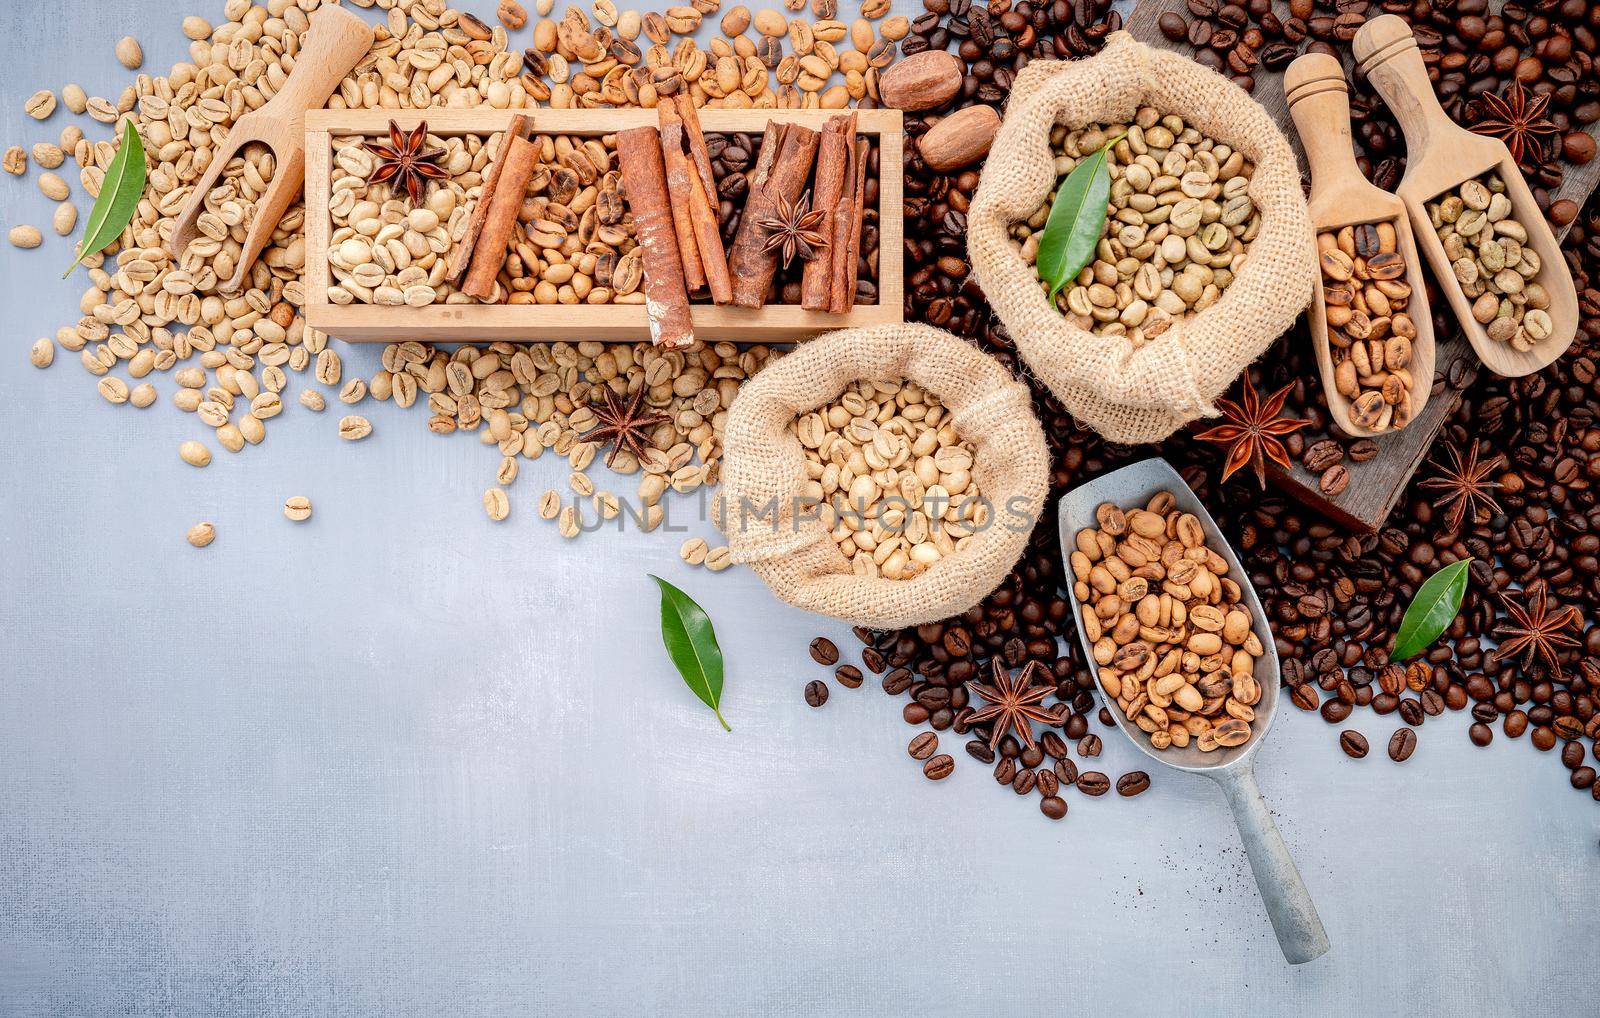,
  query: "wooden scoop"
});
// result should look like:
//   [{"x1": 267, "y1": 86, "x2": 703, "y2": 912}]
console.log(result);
[
  {"x1": 168, "y1": 6, "x2": 373, "y2": 293},
  {"x1": 1283, "y1": 53, "x2": 1435, "y2": 437},
  {"x1": 1352, "y1": 14, "x2": 1577, "y2": 377}
]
